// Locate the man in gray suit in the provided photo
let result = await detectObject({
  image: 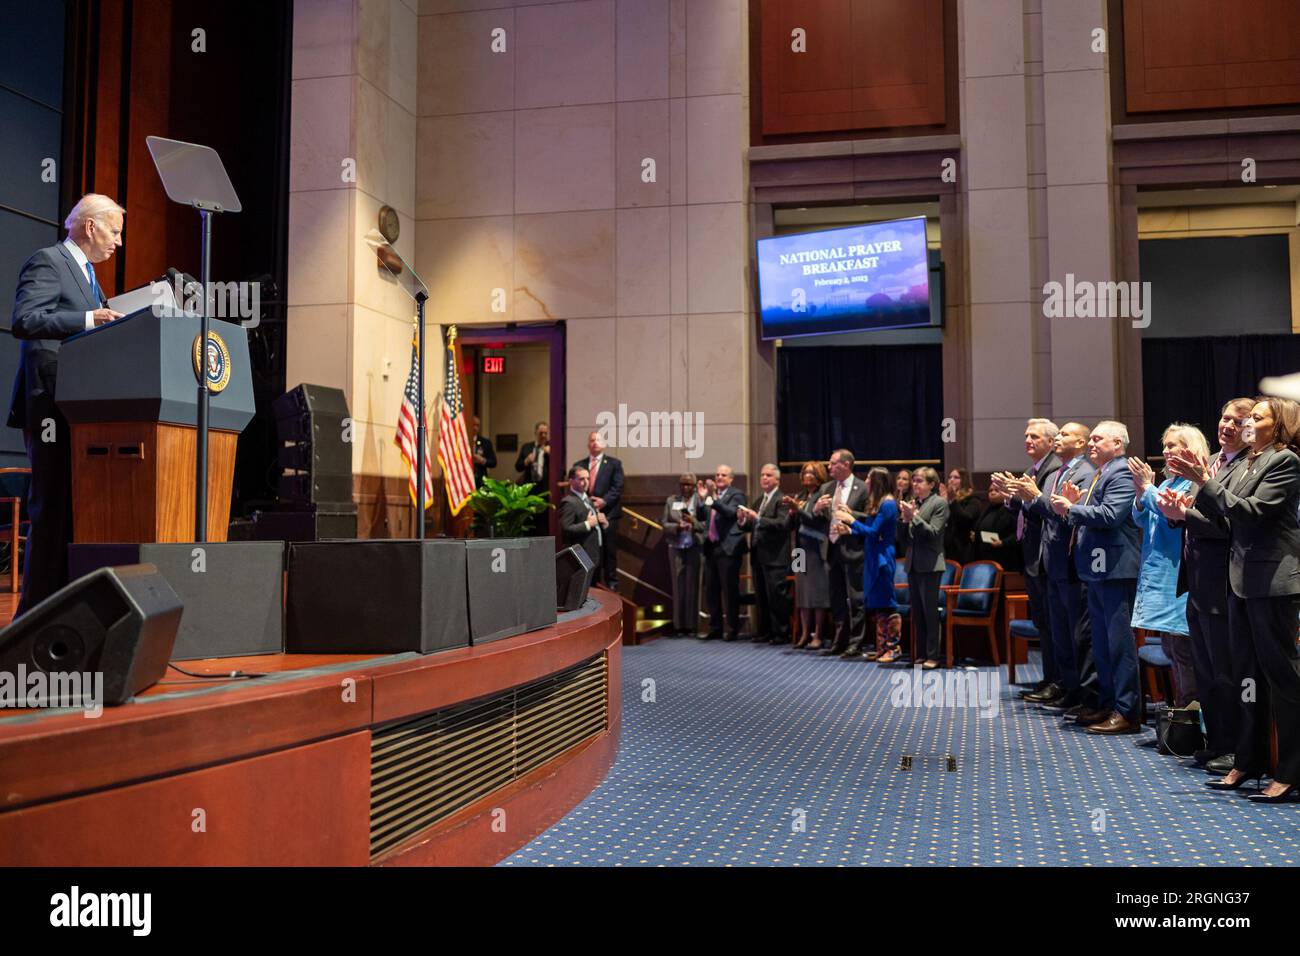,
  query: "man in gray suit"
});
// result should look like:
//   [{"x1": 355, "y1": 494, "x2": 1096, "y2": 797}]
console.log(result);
[{"x1": 7, "y1": 194, "x2": 125, "y2": 615}]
